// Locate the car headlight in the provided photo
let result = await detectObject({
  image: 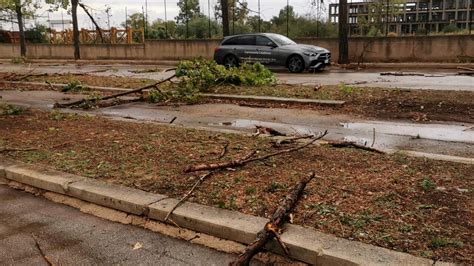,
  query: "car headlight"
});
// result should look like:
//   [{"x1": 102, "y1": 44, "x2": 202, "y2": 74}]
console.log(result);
[{"x1": 303, "y1": 52, "x2": 317, "y2": 57}]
